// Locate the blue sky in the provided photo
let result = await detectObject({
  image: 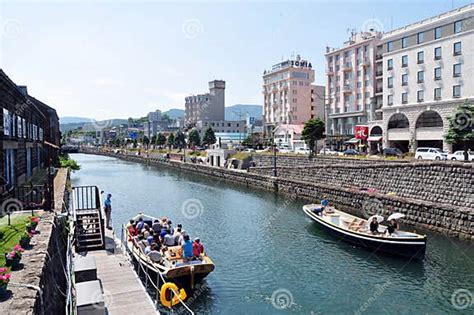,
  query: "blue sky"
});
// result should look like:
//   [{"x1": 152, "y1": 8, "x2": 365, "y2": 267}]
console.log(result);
[{"x1": 0, "y1": 0, "x2": 472, "y2": 120}]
